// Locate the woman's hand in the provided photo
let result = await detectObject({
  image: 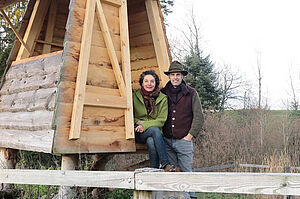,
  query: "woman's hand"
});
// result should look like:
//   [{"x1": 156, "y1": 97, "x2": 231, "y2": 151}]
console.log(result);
[
  {"x1": 136, "y1": 121, "x2": 144, "y2": 125},
  {"x1": 135, "y1": 125, "x2": 144, "y2": 133}
]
